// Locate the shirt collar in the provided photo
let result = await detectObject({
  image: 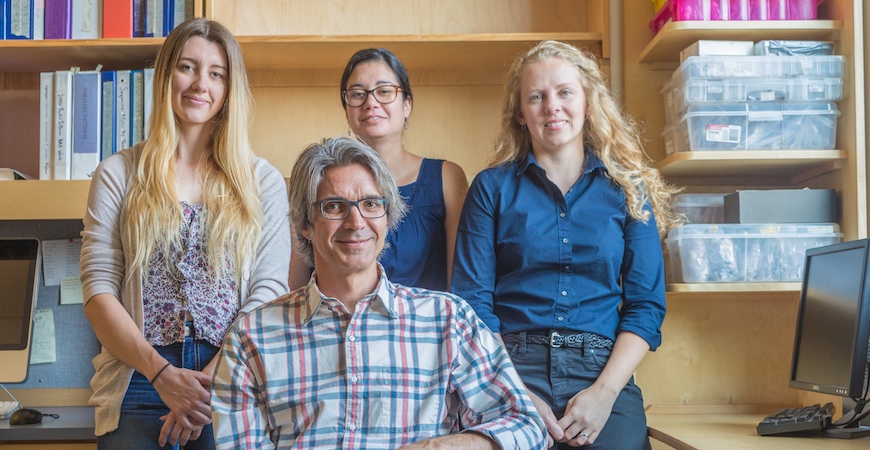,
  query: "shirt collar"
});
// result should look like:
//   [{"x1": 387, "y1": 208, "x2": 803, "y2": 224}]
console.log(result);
[
  {"x1": 302, "y1": 264, "x2": 397, "y2": 324},
  {"x1": 516, "y1": 146, "x2": 605, "y2": 177}
]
